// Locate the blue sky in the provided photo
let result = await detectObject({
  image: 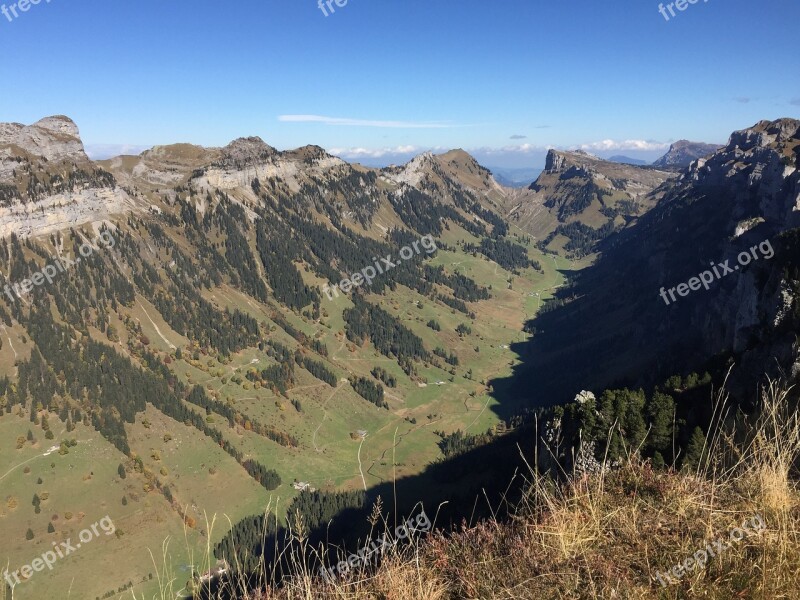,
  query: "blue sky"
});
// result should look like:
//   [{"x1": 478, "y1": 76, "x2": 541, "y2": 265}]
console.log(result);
[{"x1": 0, "y1": 0, "x2": 798, "y2": 168}]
